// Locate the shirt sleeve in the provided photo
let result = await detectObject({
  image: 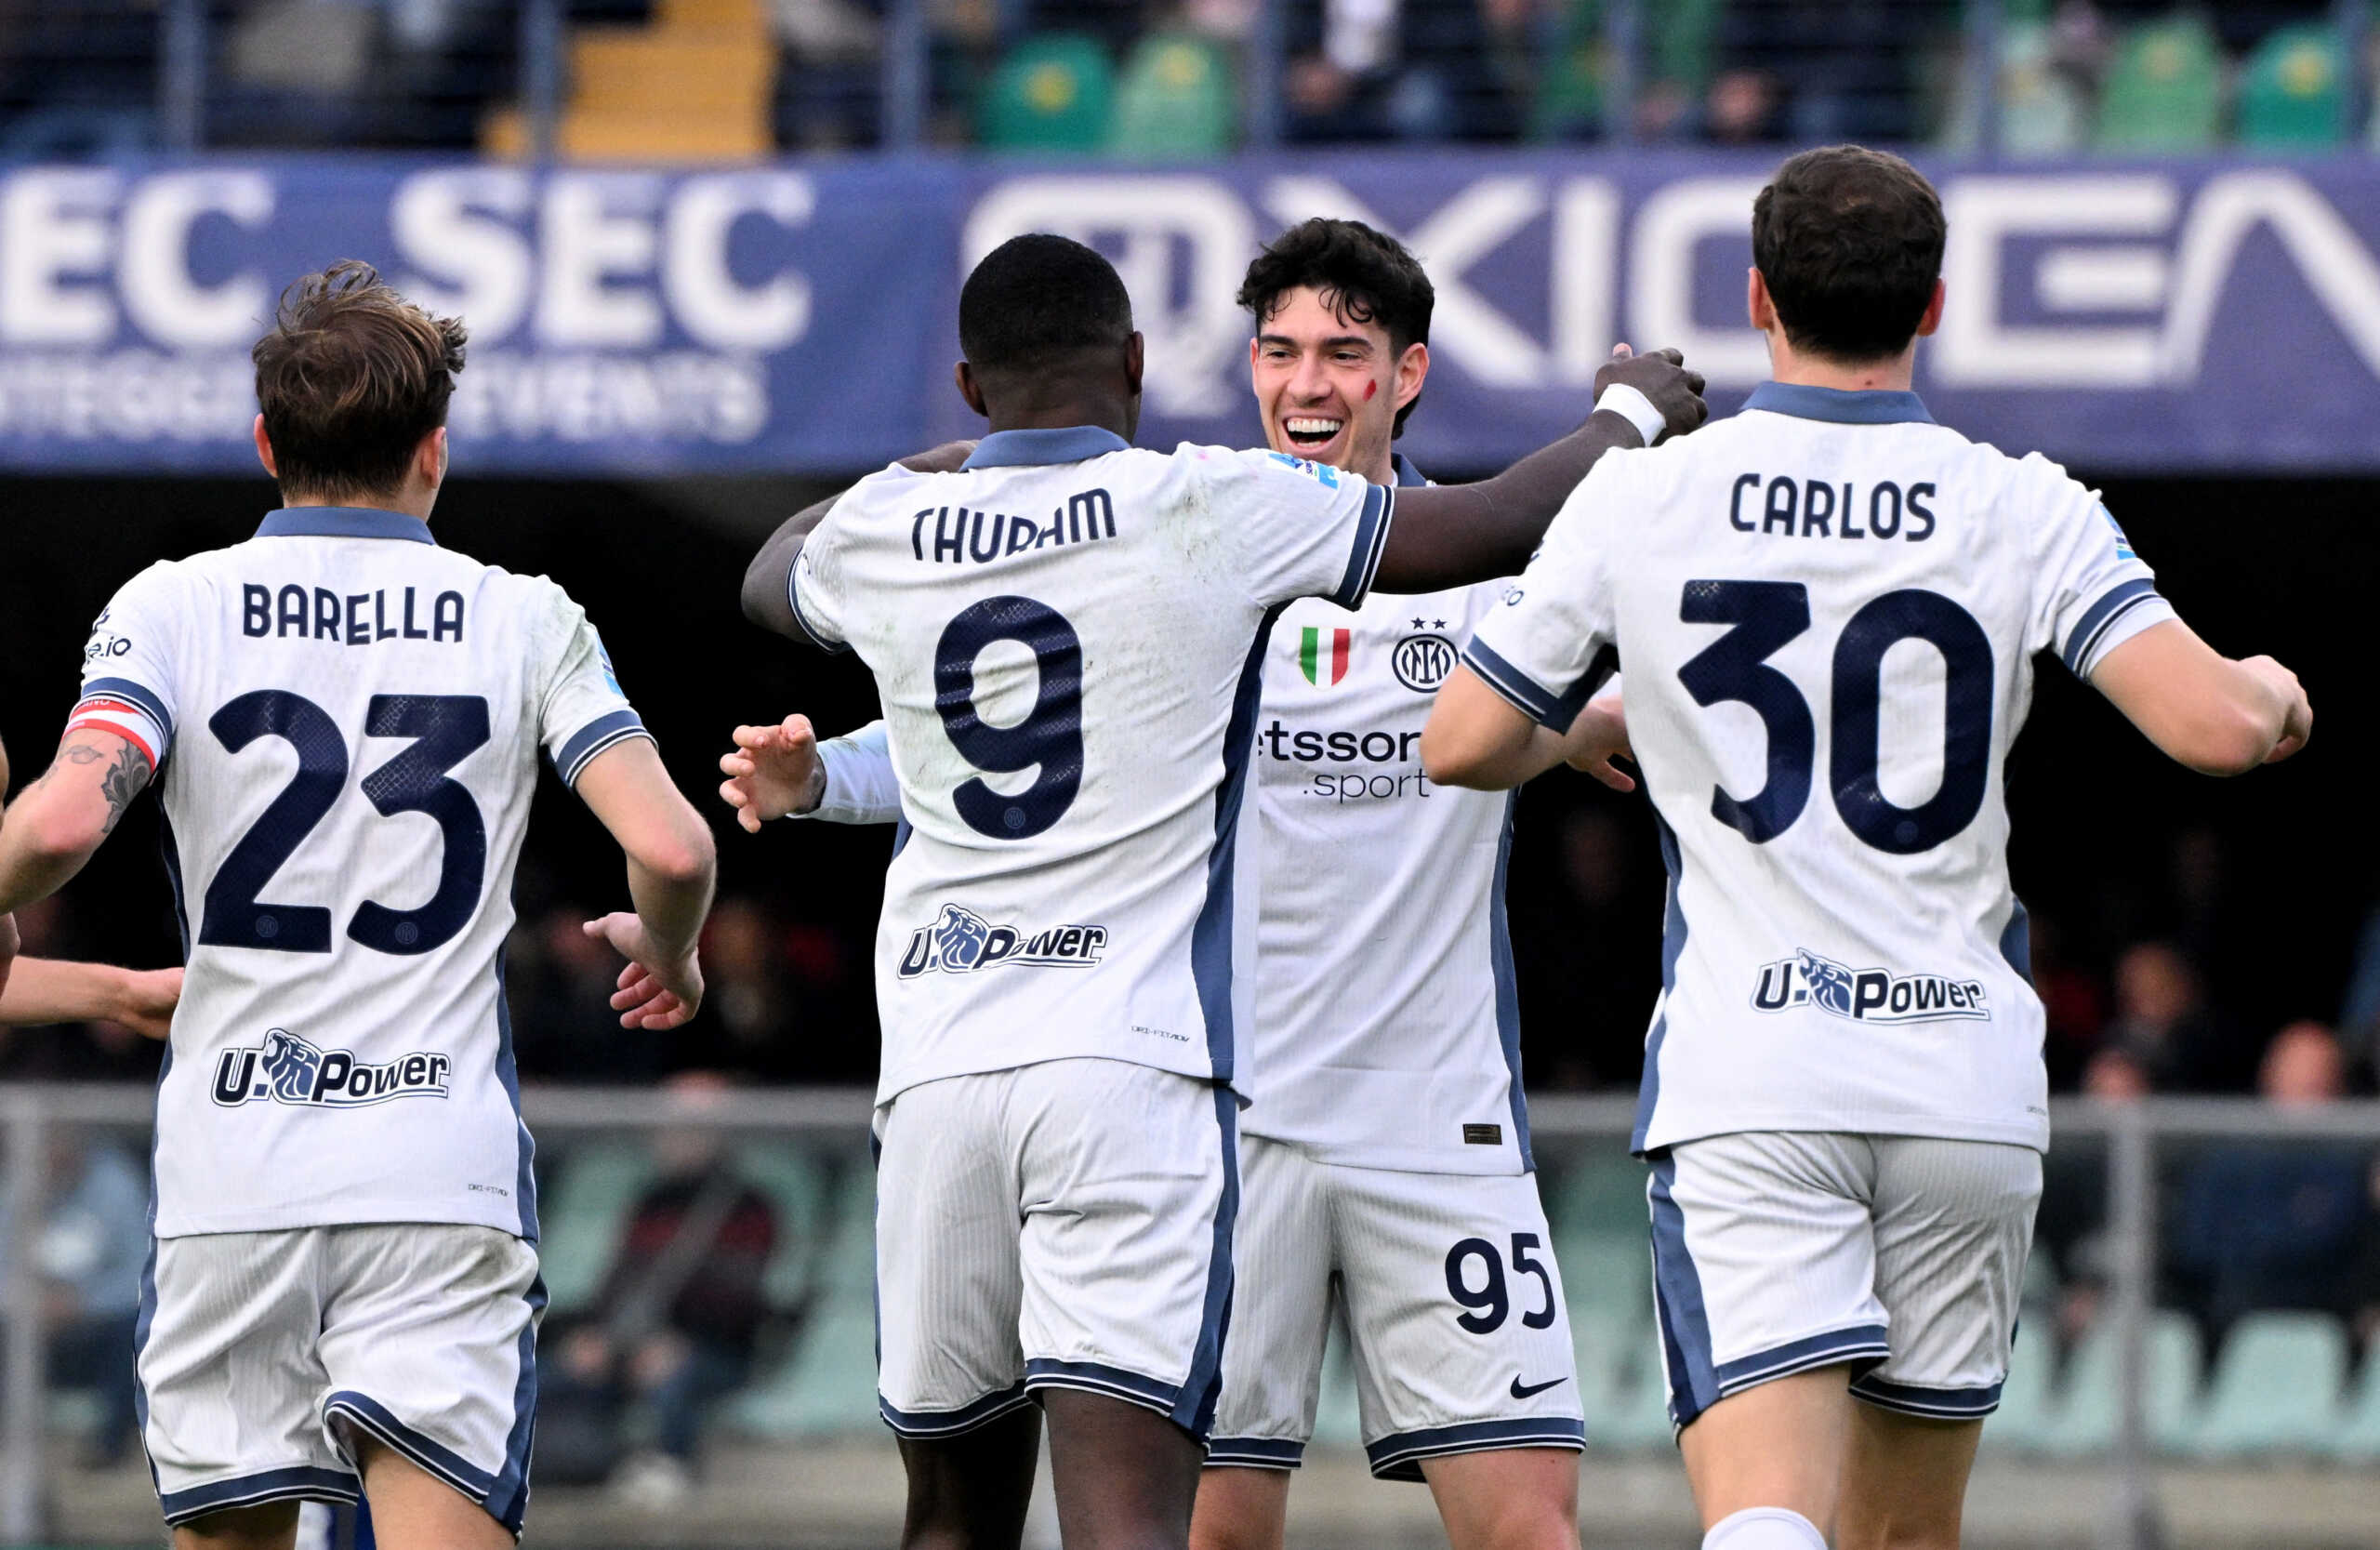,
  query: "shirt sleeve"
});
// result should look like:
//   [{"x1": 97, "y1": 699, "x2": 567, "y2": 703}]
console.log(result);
[
  {"x1": 1197, "y1": 446, "x2": 1395, "y2": 611},
  {"x1": 2024, "y1": 459, "x2": 2178, "y2": 678},
  {"x1": 1457, "y1": 457, "x2": 1623, "y2": 729},
  {"x1": 787, "y1": 528, "x2": 850, "y2": 655},
  {"x1": 801, "y1": 720, "x2": 905, "y2": 825},
  {"x1": 69, "y1": 563, "x2": 183, "y2": 767},
  {"x1": 532, "y1": 584, "x2": 655, "y2": 787}
]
